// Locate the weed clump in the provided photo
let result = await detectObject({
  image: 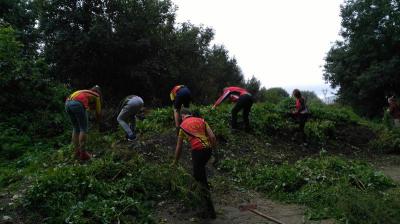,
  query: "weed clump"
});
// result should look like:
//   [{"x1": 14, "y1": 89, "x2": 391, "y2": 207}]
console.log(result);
[{"x1": 22, "y1": 155, "x2": 201, "y2": 223}]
